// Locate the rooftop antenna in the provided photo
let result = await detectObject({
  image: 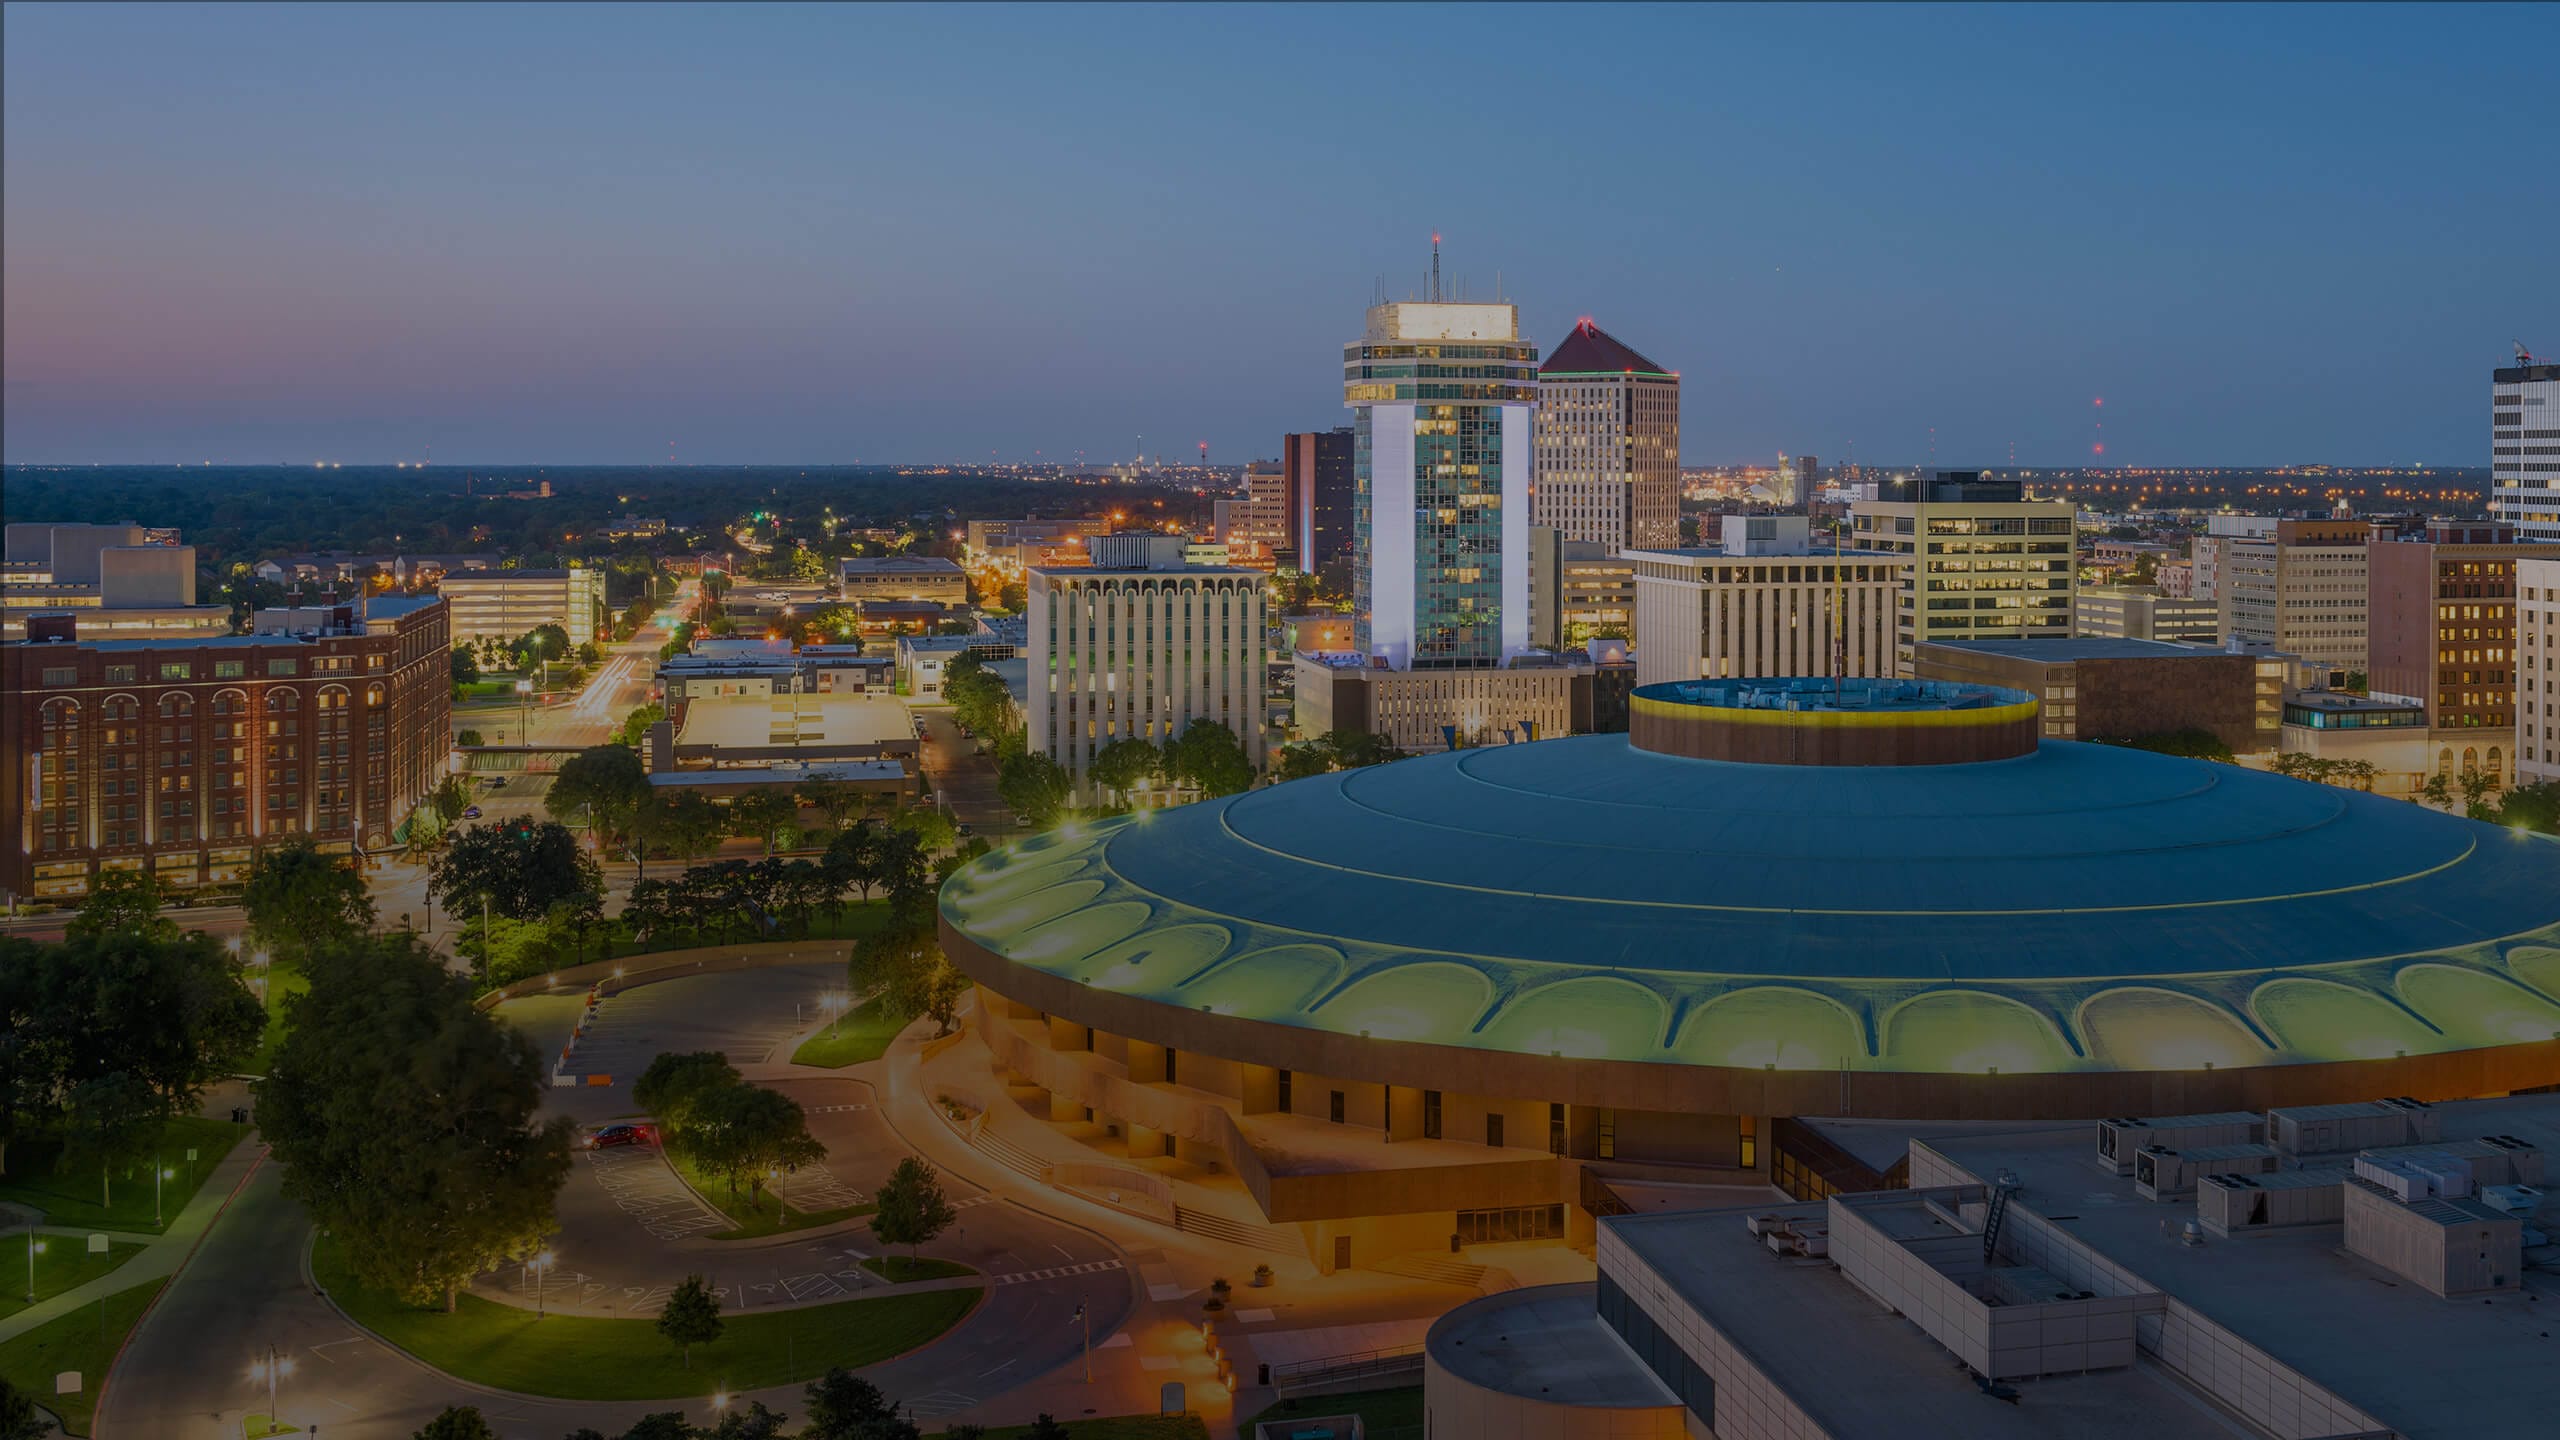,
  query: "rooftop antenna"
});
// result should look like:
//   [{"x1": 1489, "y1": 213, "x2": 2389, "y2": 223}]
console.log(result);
[
  {"x1": 1430, "y1": 232, "x2": 1442, "y2": 303},
  {"x1": 2522, "y1": 340, "x2": 2540, "y2": 365}
]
